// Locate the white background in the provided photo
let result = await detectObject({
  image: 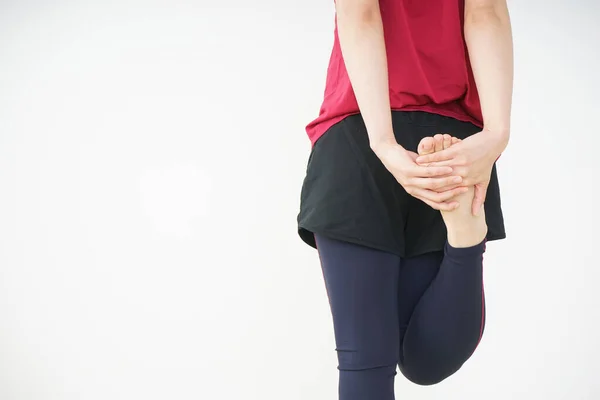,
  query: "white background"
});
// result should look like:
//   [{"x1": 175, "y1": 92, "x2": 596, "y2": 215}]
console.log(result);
[{"x1": 0, "y1": 1, "x2": 599, "y2": 399}]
